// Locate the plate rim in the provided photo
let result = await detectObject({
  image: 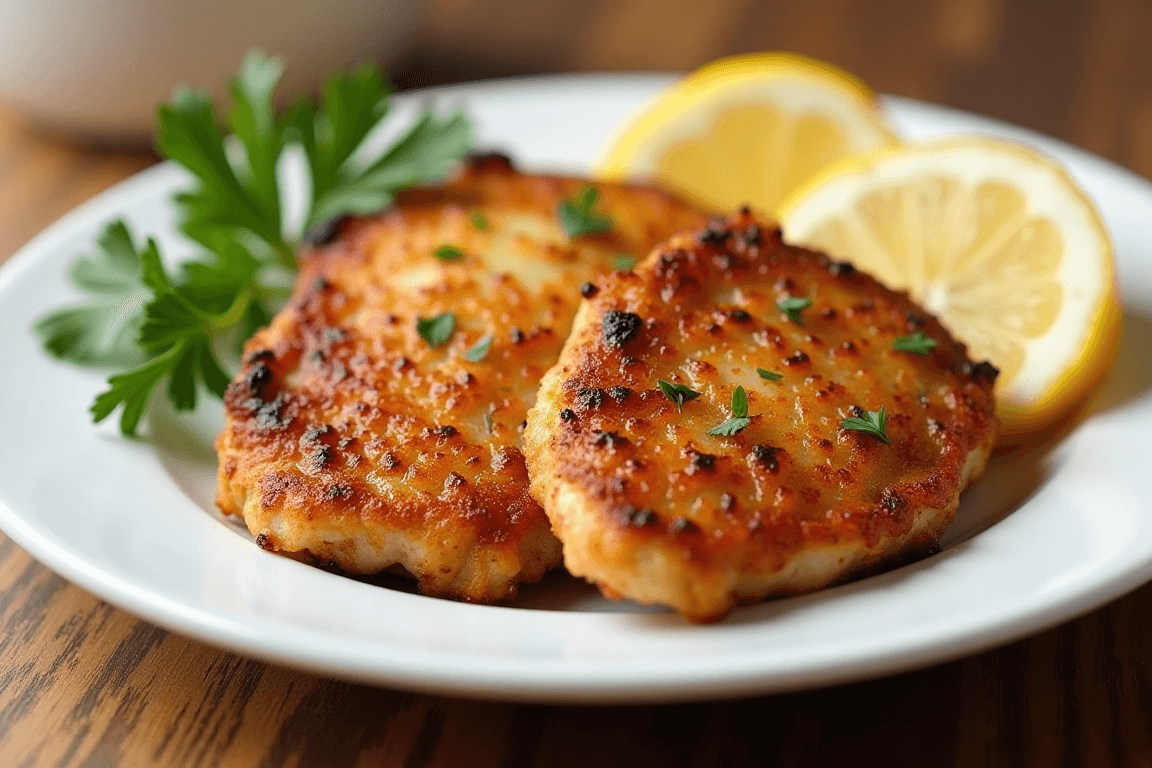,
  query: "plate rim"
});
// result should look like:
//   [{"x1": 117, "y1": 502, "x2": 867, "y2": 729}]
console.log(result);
[{"x1": 2, "y1": 72, "x2": 1150, "y2": 703}]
